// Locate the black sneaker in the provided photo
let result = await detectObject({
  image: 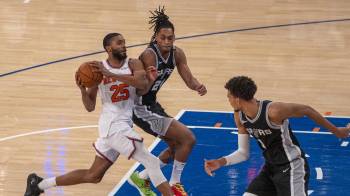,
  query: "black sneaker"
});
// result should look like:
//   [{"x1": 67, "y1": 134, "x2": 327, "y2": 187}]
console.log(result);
[{"x1": 24, "y1": 173, "x2": 44, "y2": 196}]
